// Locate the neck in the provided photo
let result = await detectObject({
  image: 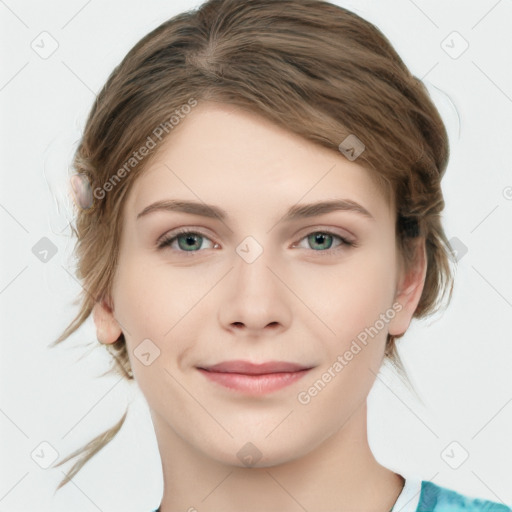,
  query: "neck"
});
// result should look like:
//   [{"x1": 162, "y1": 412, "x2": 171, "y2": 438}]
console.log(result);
[{"x1": 152, "y1": 401, "x2": 404, "y2": 512}]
